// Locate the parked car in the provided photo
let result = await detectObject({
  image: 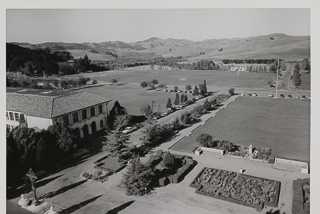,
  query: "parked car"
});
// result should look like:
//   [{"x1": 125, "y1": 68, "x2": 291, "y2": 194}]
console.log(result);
[
  {"x1": 252, "y1": 93, "x2": 257, "y2": 97},
  {"x1": 122, "y1": 126, "x2": 132, "y2": 134},
  {"x1": 240, "y1": 93, "x2": 245, "y2": 96},
  {"x1": 268, "y1": 93, "x2": 273, "y2": 97},
  {"x1": 301, "y1": 95, "x2": 307, "y2": 99},
  {"x1": 279, "y1": 94, "x2": 285, "y2": 98},
  {"x1": 287, "y1": 94, "x2": 292, "y2": 98},
  {"x1": 295, "y1": 95, "x2": 300, "y2": 99},
  {"x1": 247, "y1": 92, "x2": 252, "y2": 96}
]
